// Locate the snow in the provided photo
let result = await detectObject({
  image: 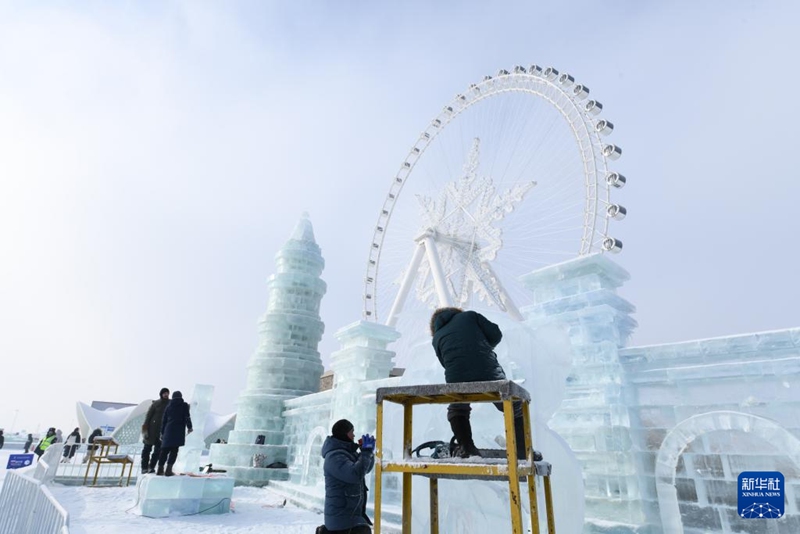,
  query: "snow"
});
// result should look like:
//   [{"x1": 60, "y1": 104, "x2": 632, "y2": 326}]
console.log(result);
[
  {"x1": 52, "y1": 484, "x2": 322, "y2": 534},
  {"x1": 1, "y1": 449, "x2": 324, "y2": 533}
]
